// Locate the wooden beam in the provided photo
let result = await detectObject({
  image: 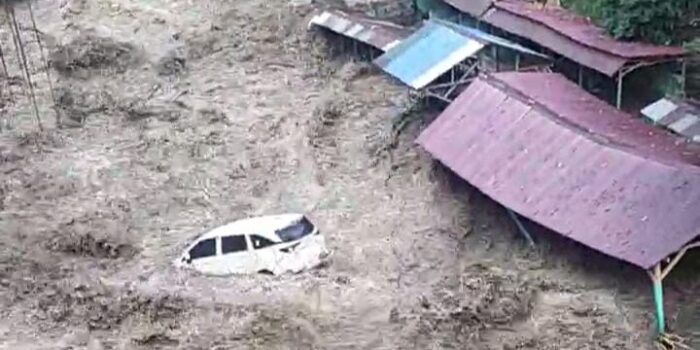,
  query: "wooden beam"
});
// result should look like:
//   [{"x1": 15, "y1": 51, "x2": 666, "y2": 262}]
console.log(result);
[
  {"x1": 442, "y1": 62, "x2": 479, "y2": 98},
  {"x1": 425, "y1": 90, "x2": 452, "y2": 103},
  {"x1": 660, "y1": 241, "x2": 700, "y2": 280},
  {"x1": 427, "y1": 77, "x2": 475, "y2": 90},
  {"x1": 506, "y1": 209, "x2": 535, "y2": 247}
]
